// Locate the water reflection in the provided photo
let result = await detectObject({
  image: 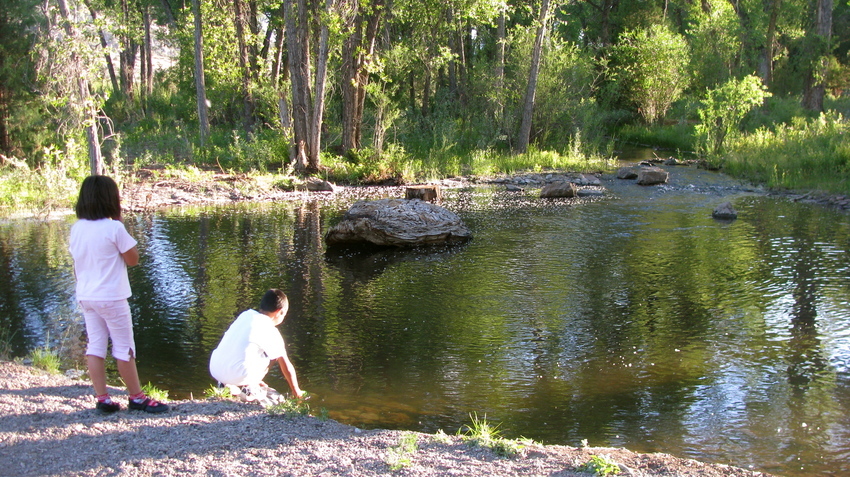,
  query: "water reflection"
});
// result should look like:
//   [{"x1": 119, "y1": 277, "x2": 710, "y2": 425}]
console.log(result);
[{"x1": 2, "y1": 166, "x2": 850, "y2": 476}]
